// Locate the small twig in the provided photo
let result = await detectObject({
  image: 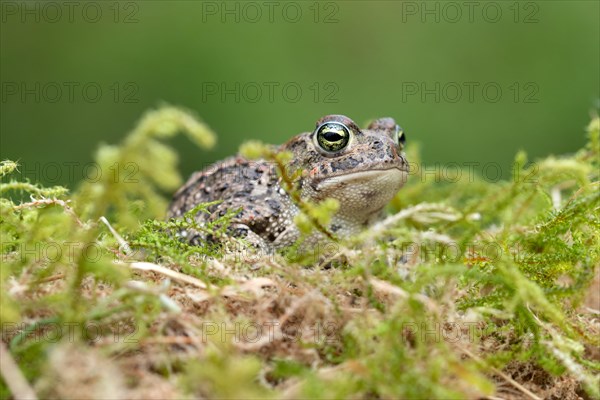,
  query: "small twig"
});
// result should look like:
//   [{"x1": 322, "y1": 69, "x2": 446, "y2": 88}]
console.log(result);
[
  {"x1": 35, "y1": 273, "x2": 65, "y2": 283},
  {"x1": 119, "y1": 261, "x2": 208, "y2": 289},
  {"x1": 100, "y1": 216, "x2": 131, "y2": 255},
  {"x1": 0, "y1": 341, "x2": 38, "y2": 400}
]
